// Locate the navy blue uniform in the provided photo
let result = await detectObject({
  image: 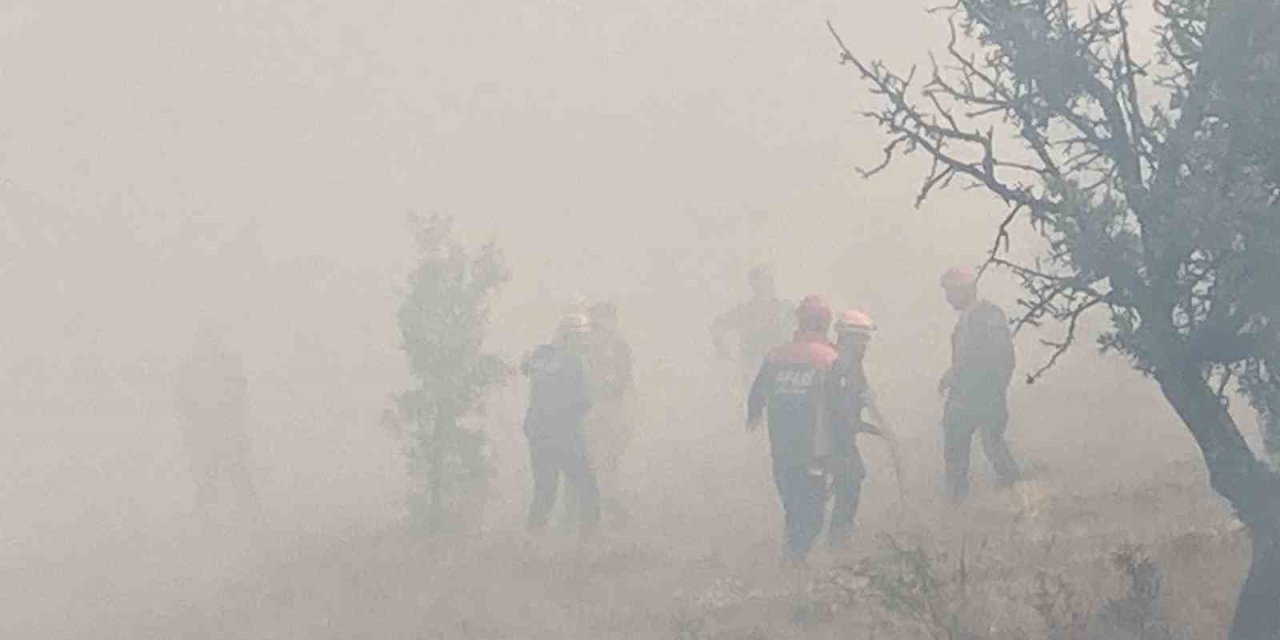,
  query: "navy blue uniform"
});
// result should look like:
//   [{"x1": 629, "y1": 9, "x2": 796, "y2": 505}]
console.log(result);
[
  {"x1": 748, "y1": 331, "x2": 839, "y2": 562},
  {"x1": 825, "y1": 357, "x2": 870, "y2": 547},
  {"x1": 522, "y1": 344, "x2": 600, "y2": 532}
]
